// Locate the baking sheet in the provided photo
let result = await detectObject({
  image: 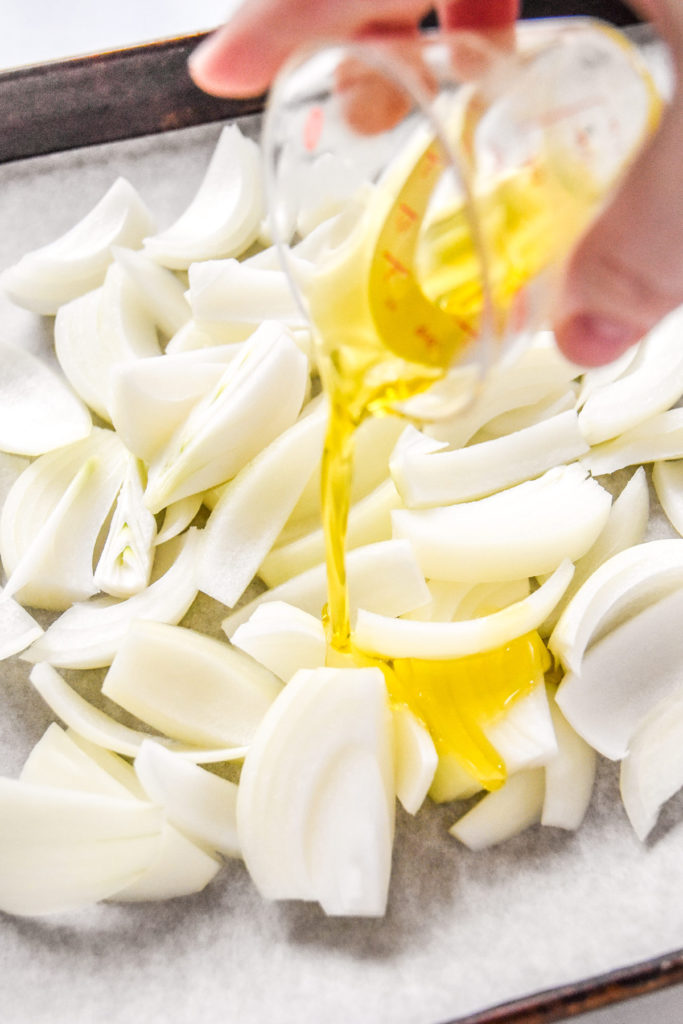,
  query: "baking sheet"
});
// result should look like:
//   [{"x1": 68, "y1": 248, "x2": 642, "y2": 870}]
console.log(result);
[{"x1": 1, "y1": 116, "x2": 683, "y2": 1024}]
